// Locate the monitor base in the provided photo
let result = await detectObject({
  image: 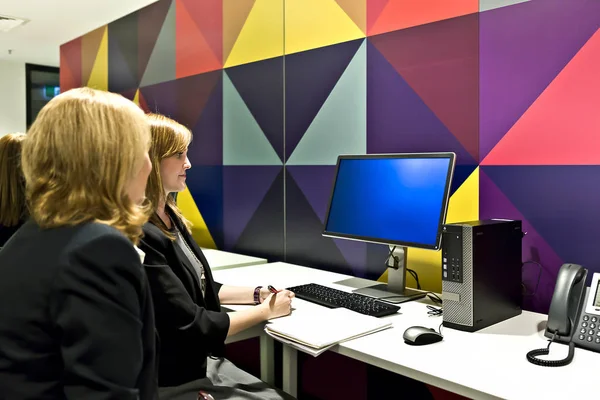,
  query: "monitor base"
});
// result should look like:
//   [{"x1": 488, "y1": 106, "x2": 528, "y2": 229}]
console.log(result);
[{"x1": 353, "y1": 284, "x2": 426, "y2": 304}]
